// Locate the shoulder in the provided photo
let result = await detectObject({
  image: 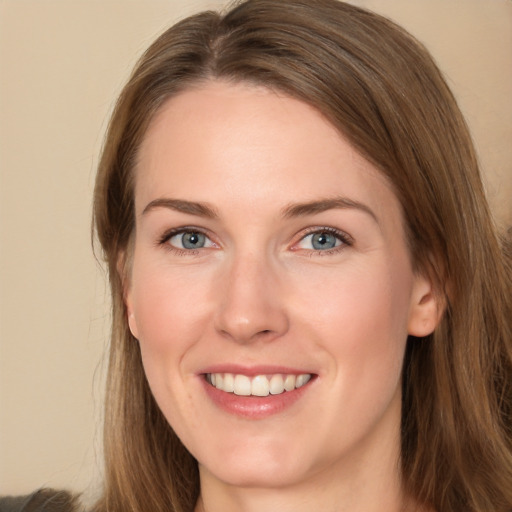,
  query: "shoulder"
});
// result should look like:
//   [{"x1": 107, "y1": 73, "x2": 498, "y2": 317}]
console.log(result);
[{"x1": 0, "y1": 489, "x2": 81, "y2": 512}]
